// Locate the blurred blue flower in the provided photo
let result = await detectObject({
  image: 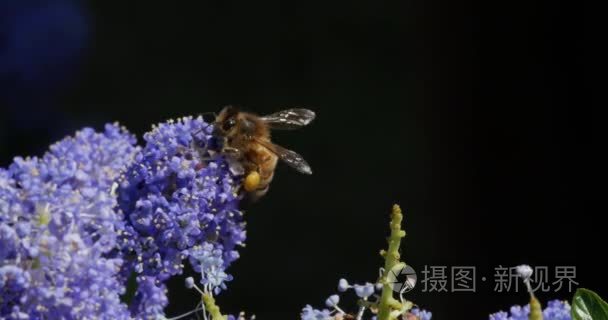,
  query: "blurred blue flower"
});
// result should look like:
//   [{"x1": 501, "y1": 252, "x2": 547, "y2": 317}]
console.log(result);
[
  {"x1": 0, "y1": 124, "x2": 138, "y2": 319},
  {"x1": 489, "y1": 300, "x2": 571, "y2": 320},
  {"x1": 0, "y1": 0, "x2": 89, "y2": 135},
  {"x1": 0, "y1": 0, "x2": 88, "y2": 92}
]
